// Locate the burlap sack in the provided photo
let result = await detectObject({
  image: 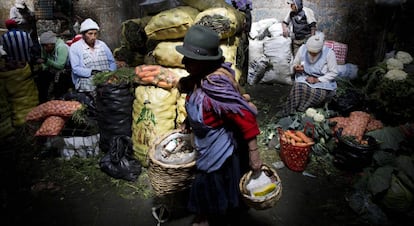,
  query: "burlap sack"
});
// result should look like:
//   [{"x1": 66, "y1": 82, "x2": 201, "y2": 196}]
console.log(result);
[
  {"x1": 153, "y1": 41, "x2": 184, "y2": 68},
  {"x1": 181, "y1": 0, "x2": 228, "y2": 11},
  {"x1": 144, "y1": 6, "x2": 199, "y2": 40},
  {"x1": 120, "y1": 16, "x2": 152, "y2": 52},
  {"x1": 132, "y1": 86, "x2": 179, "y2": 167},
  {"x1": 194, "y1": 6, "x2": 244, "y2": 40},
  {"x1": 0, "y1": 64, "x2": 38, "y2": 126}
]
